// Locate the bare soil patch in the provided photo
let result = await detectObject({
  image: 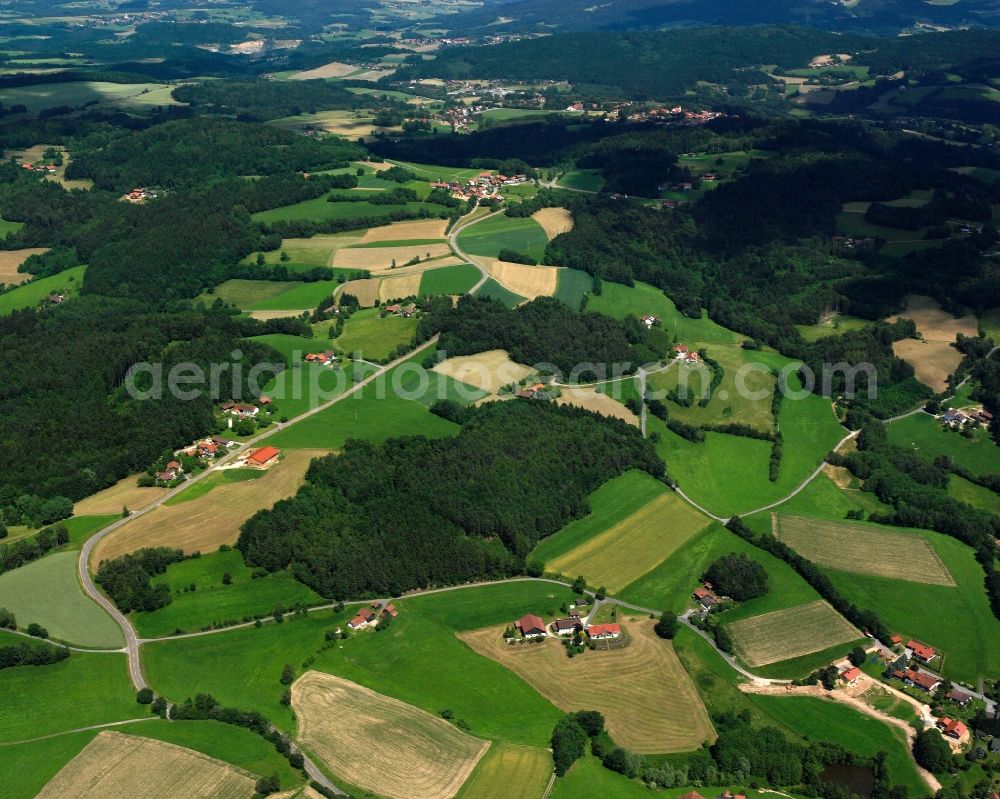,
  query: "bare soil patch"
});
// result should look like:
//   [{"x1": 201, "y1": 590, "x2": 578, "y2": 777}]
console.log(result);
[
  {"x1": 460, "y1": 621, "x2": 714, "y2": 753},
  {"x1": 891, "y1": 338, "x2": 962, "y2": 392},
  {"x1": 293, "y1": 672, "x2": 488, "y2": 799}
]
